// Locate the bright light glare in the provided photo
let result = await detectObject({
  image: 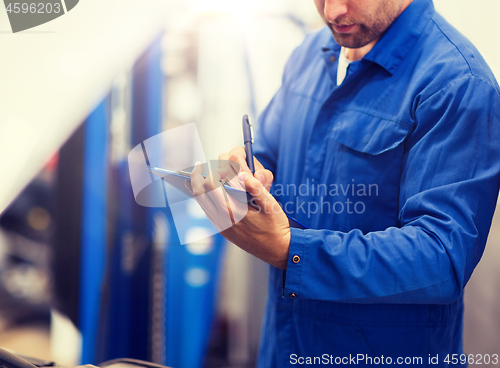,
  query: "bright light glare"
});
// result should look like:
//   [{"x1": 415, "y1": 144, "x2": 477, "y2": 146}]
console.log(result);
[{"x1": 192, "y1": 0, "x2": 256, "y2": 23}]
